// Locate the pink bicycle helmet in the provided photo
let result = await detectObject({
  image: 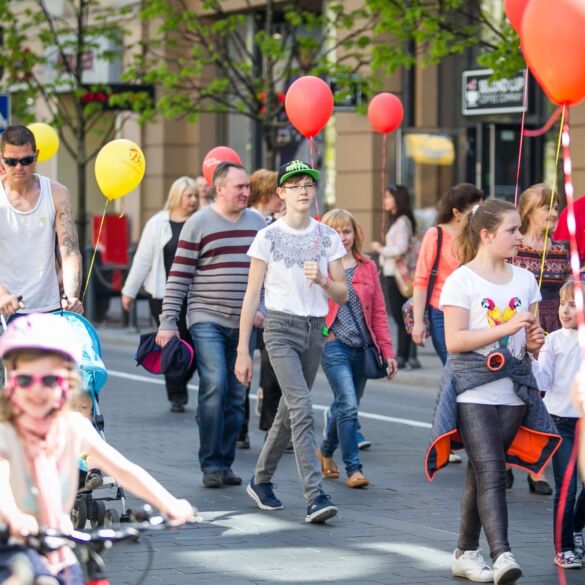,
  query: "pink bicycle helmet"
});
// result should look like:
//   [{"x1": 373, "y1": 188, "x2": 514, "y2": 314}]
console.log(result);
[{"x1": 0, "y1": 313, "x2": 82, "y2": 364}]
